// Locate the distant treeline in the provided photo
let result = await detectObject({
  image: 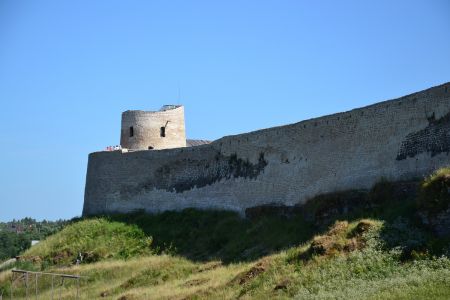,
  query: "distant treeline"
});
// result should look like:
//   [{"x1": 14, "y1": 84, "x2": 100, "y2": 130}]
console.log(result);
[{"x1": 0, "y1": 218, "x2": 68, "y2": 261}]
